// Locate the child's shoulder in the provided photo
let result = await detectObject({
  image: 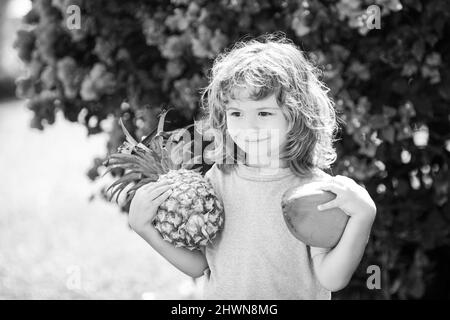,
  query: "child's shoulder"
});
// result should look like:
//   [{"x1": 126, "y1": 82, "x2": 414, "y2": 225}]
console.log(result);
[
  {"x1": 312, "y1": 168, "x2": 333, "y2": 180},
  {"x1": 203, "y1": 163, "x2": 226, "y2": 200},
  {"x1": 301, "y1": 168, "x2": 333, "y2": 184},
  {"x1": 204, "y1": 162, "x2": 220, "y2": 179},
  {"x1": 204, "y1": 163, "x2": 224, "y2": 186}
]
